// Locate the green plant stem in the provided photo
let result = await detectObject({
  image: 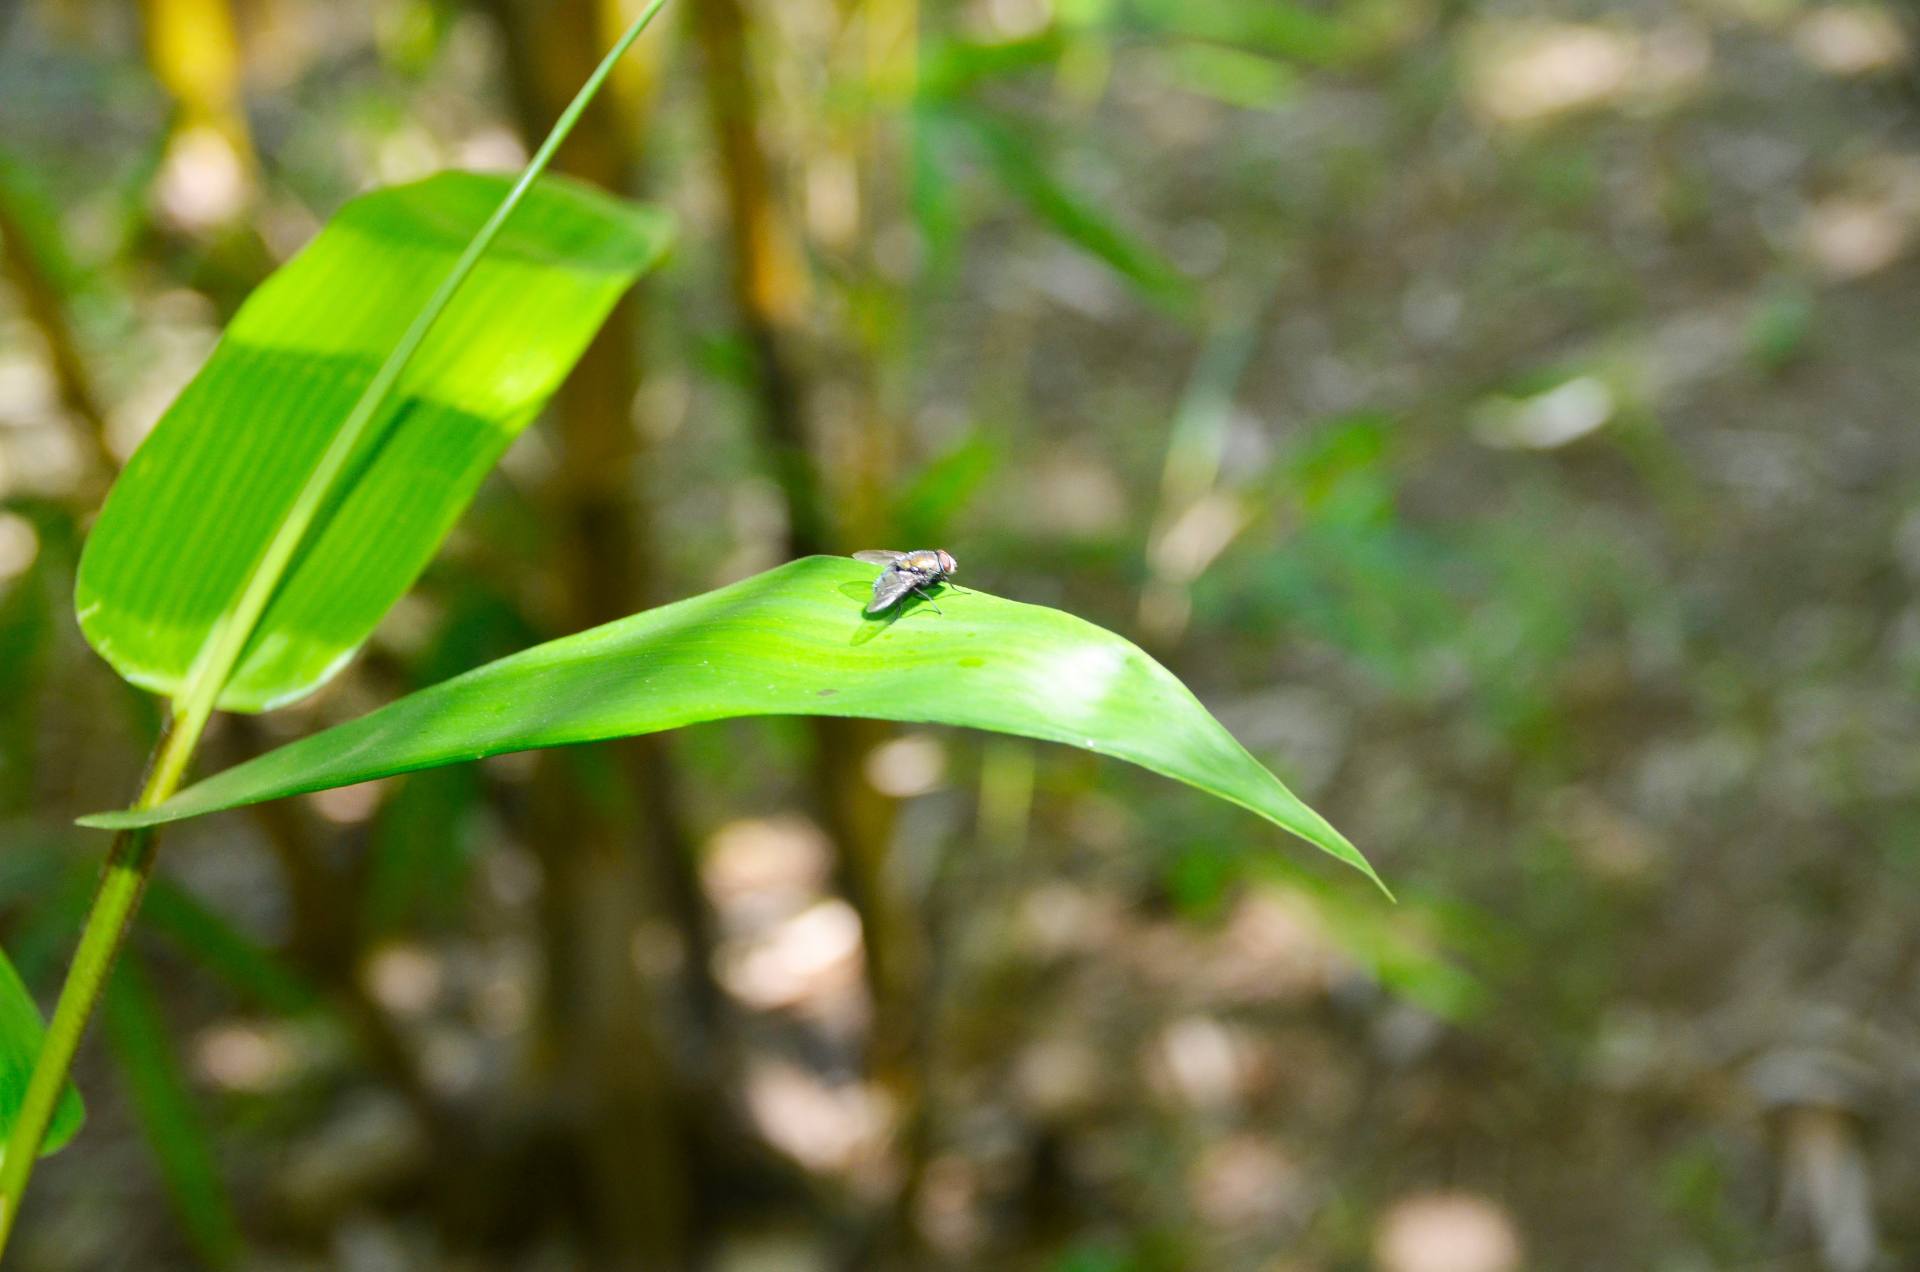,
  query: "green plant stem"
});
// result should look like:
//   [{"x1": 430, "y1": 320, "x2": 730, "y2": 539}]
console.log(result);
[
  {"x1": 0, "y1": 720, "x2": 183, "y2": 1253},
  {"x1": 0, "y1": 1, "x2": 673, "y2": 1249}
]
